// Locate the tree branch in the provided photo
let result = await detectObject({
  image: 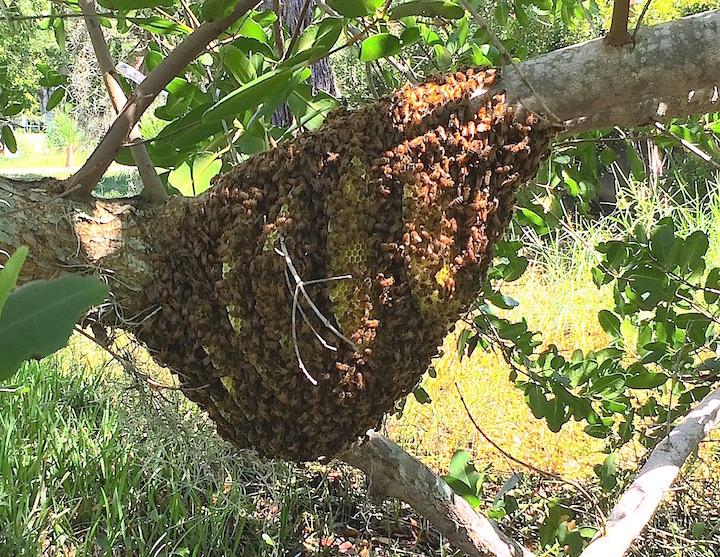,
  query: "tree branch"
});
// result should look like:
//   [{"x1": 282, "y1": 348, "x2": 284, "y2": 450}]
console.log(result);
[
  {"x1": 342, "y1": 430, "x2": 533, "y2": 557},
  {"x1": 78, "y1": 0, "x2": 168, "y2": 202},
  {"x1": 484, "y1": 10, "x2": 720, "y2": 135},
  {"x1": 606, "y1": 0, "x2": 632, "y2": 45},
  {"x1": 65, "y1": 0, "x2": 260, "y2": 198},
  {"x1": 580, "y1": 387, "x2": 720, "y2": 557}
]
